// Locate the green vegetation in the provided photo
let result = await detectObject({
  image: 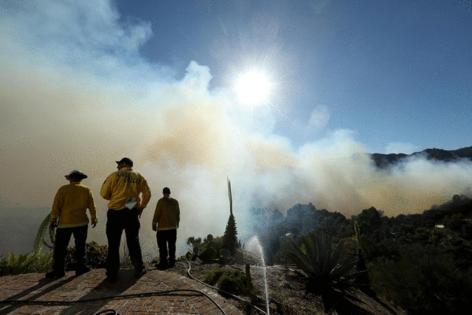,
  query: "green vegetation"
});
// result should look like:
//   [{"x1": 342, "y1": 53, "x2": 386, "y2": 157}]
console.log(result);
[
  {"x1": 369, "y1": 248, "x2": 472, "y2": 314},
  {"x1": 353, "y1": 196, "x2": 472, "y2": 314},
  {"x1": 0, "y1": 251, "x2": 52, "y2": 276},
  {"x1": 66, "y1": 241, "x2": 108, "y2": 269},
  {"x1": 187, "y1": 233, "x2": 248, "y2": 264},
  {"x1": 253, "y1": 194, "x2": 472, "y2": 314},
  {"x1": 287, "y1": 231, "x2": 357, "y2": 293},
  {"x1": 222, "y1": 179, "x2": 240, "y2": 254},
  {"x1": 222, "y1": 214, "x2": 239, "y2": 254},
  {"x1": 199, "y1": 234, "x2": 222, "y2": 262},
  {"x1": 0, "y1": 214, "x2": 53, "y2": 275},
  {"x1": 1, "y1": 242, "x2": 108, "y2": 276},
  {"x1": 187, "y1": 234, "x2": 224, "y2": 263},
  {"x1": 204, "y1": 266, "x2": 254, "y2": 296}
]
